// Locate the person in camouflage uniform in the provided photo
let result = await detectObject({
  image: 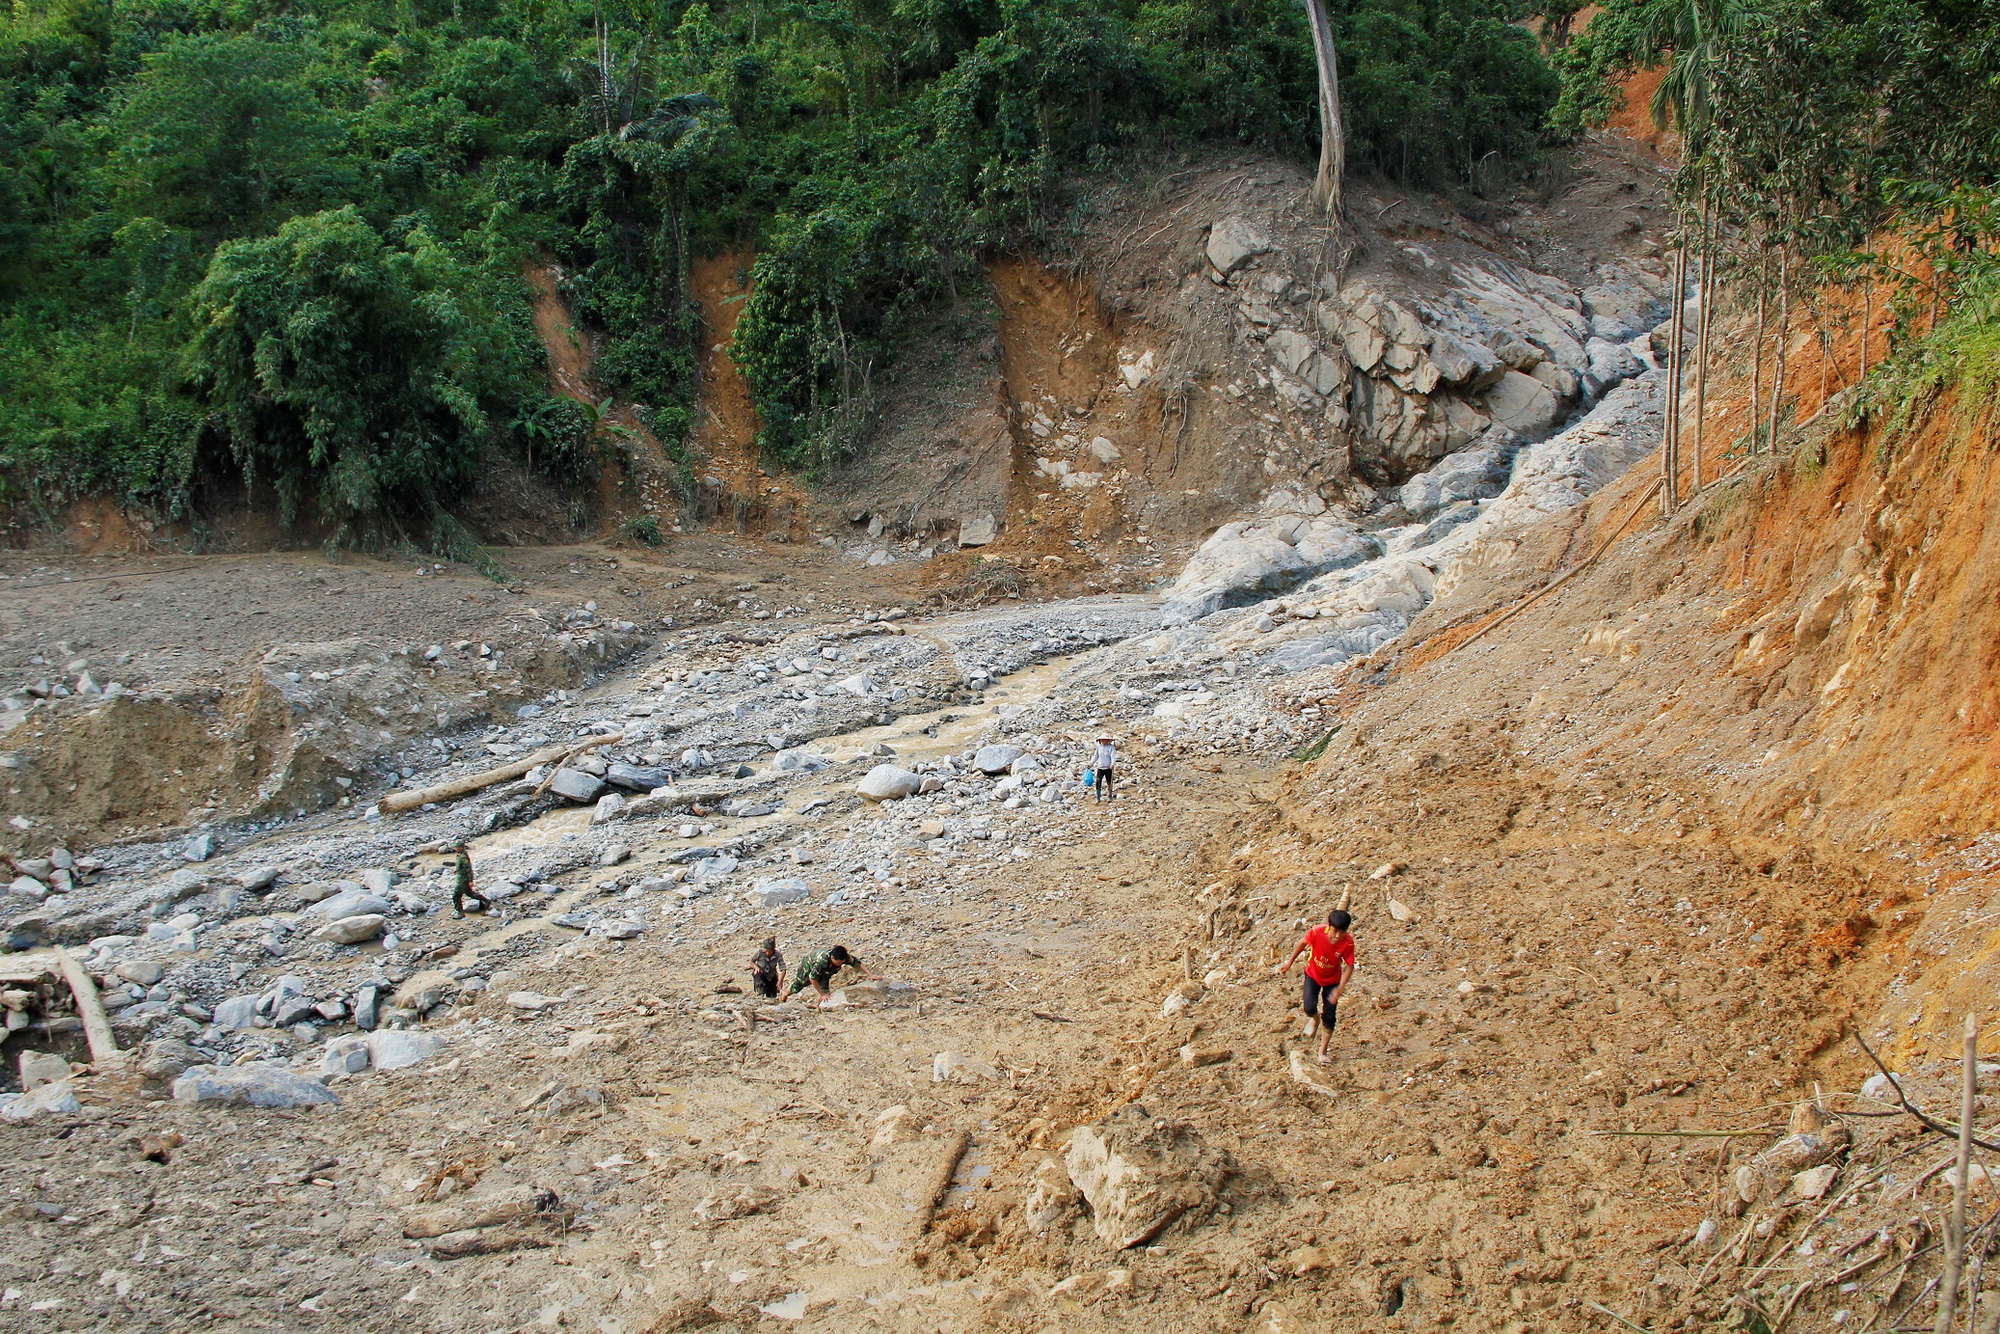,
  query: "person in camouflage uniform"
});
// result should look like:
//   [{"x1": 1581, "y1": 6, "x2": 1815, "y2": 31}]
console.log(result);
[{"x1": 785, "y1": 945, "x2": 879, "y2": 1002}]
